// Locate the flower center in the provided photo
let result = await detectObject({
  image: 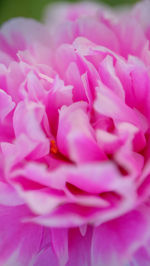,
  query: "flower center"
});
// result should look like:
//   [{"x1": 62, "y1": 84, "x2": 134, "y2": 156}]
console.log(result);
[{"x1": 50, "y1": 140, "x2": 58, "y2": 154}]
